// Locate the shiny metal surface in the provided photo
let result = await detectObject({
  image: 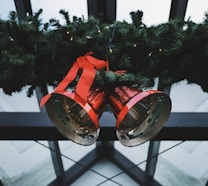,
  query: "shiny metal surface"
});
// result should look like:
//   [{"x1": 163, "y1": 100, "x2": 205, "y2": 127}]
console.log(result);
[
  {"x1": 46, "y1": 89, "x2": 106, "y2": 146},
  {"x1": 109, "y1": 86, "x2": 171, "y2": 147}
]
